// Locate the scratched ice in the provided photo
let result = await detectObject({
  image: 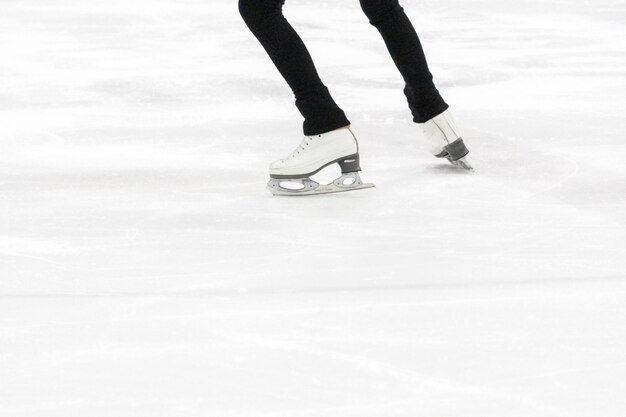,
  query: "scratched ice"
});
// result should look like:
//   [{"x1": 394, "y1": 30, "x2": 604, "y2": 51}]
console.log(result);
[{"x1": 1, "y1": 0, "x2": 625, "y2": 416}]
